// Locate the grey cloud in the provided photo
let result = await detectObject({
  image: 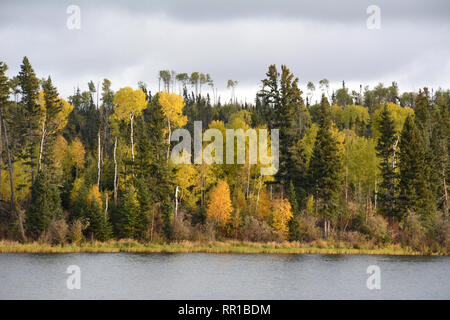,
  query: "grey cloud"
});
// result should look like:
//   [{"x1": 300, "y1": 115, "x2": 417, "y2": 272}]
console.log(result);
[{"x1": 0, "y1": 0, "x2": 449, "y2": 100}]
